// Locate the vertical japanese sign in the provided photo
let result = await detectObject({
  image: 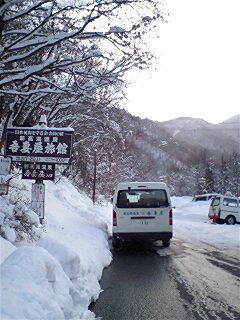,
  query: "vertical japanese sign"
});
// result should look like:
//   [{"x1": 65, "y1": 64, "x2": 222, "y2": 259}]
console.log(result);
[
  {"x1": 5, "y1": 127, "x2": 74, "y2": 163},
  {"x1": 31, "y1": 183, "x2": 45, "y2": 219}
]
